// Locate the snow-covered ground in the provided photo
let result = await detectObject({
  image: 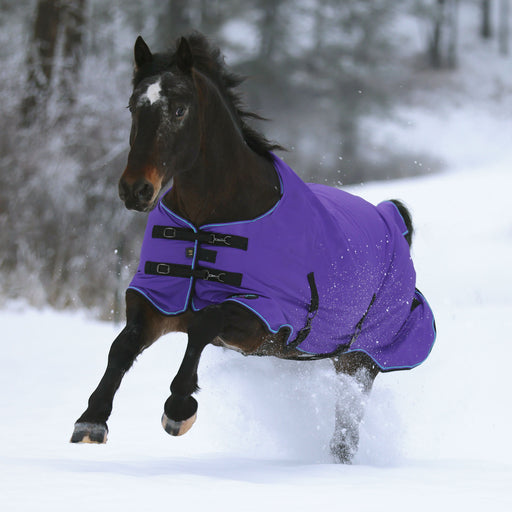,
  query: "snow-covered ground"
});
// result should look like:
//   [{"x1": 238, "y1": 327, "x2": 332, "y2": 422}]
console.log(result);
[
  {"x1": 2, "y1": 5, "x2": 512, "y2": 505},
  {"x1": 1, "y1": 151, "x2": 511, "y2": 510}
]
